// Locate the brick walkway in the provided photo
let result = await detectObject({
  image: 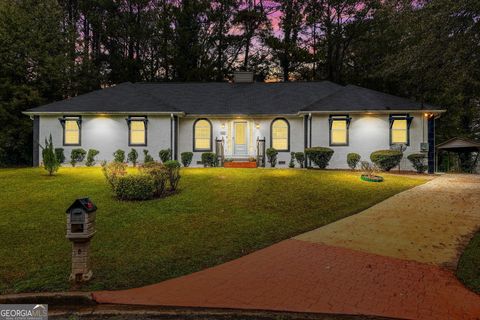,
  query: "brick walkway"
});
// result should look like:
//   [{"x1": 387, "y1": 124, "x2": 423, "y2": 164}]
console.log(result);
[
  {"x1": 94, "y1": 240, "x2": 480, "y2": 319},
  {"x1": 94, "y1": 175, "x2": 480, "y2": 319}
]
